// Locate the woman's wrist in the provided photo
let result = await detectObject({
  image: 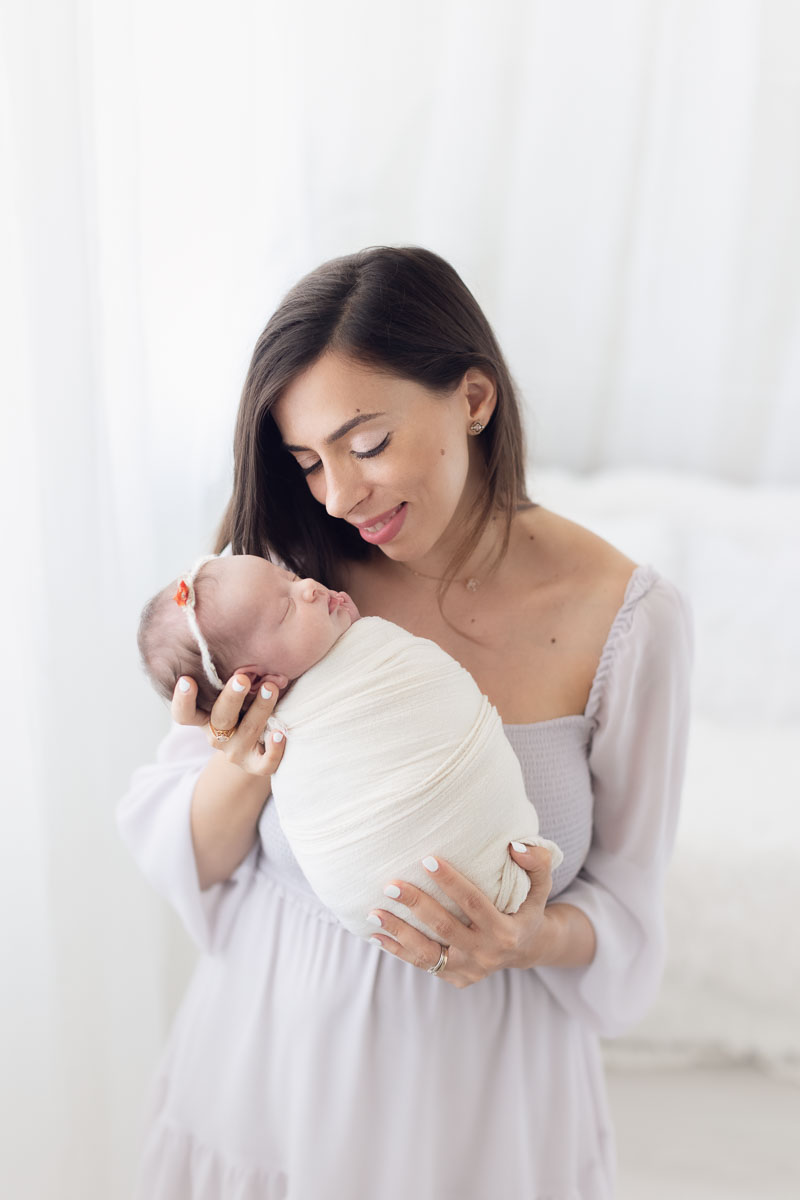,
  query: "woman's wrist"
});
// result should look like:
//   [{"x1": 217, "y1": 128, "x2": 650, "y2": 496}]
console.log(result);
[{"x1": 528, "y1": 903, "x2": 597, "y2": 969}]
